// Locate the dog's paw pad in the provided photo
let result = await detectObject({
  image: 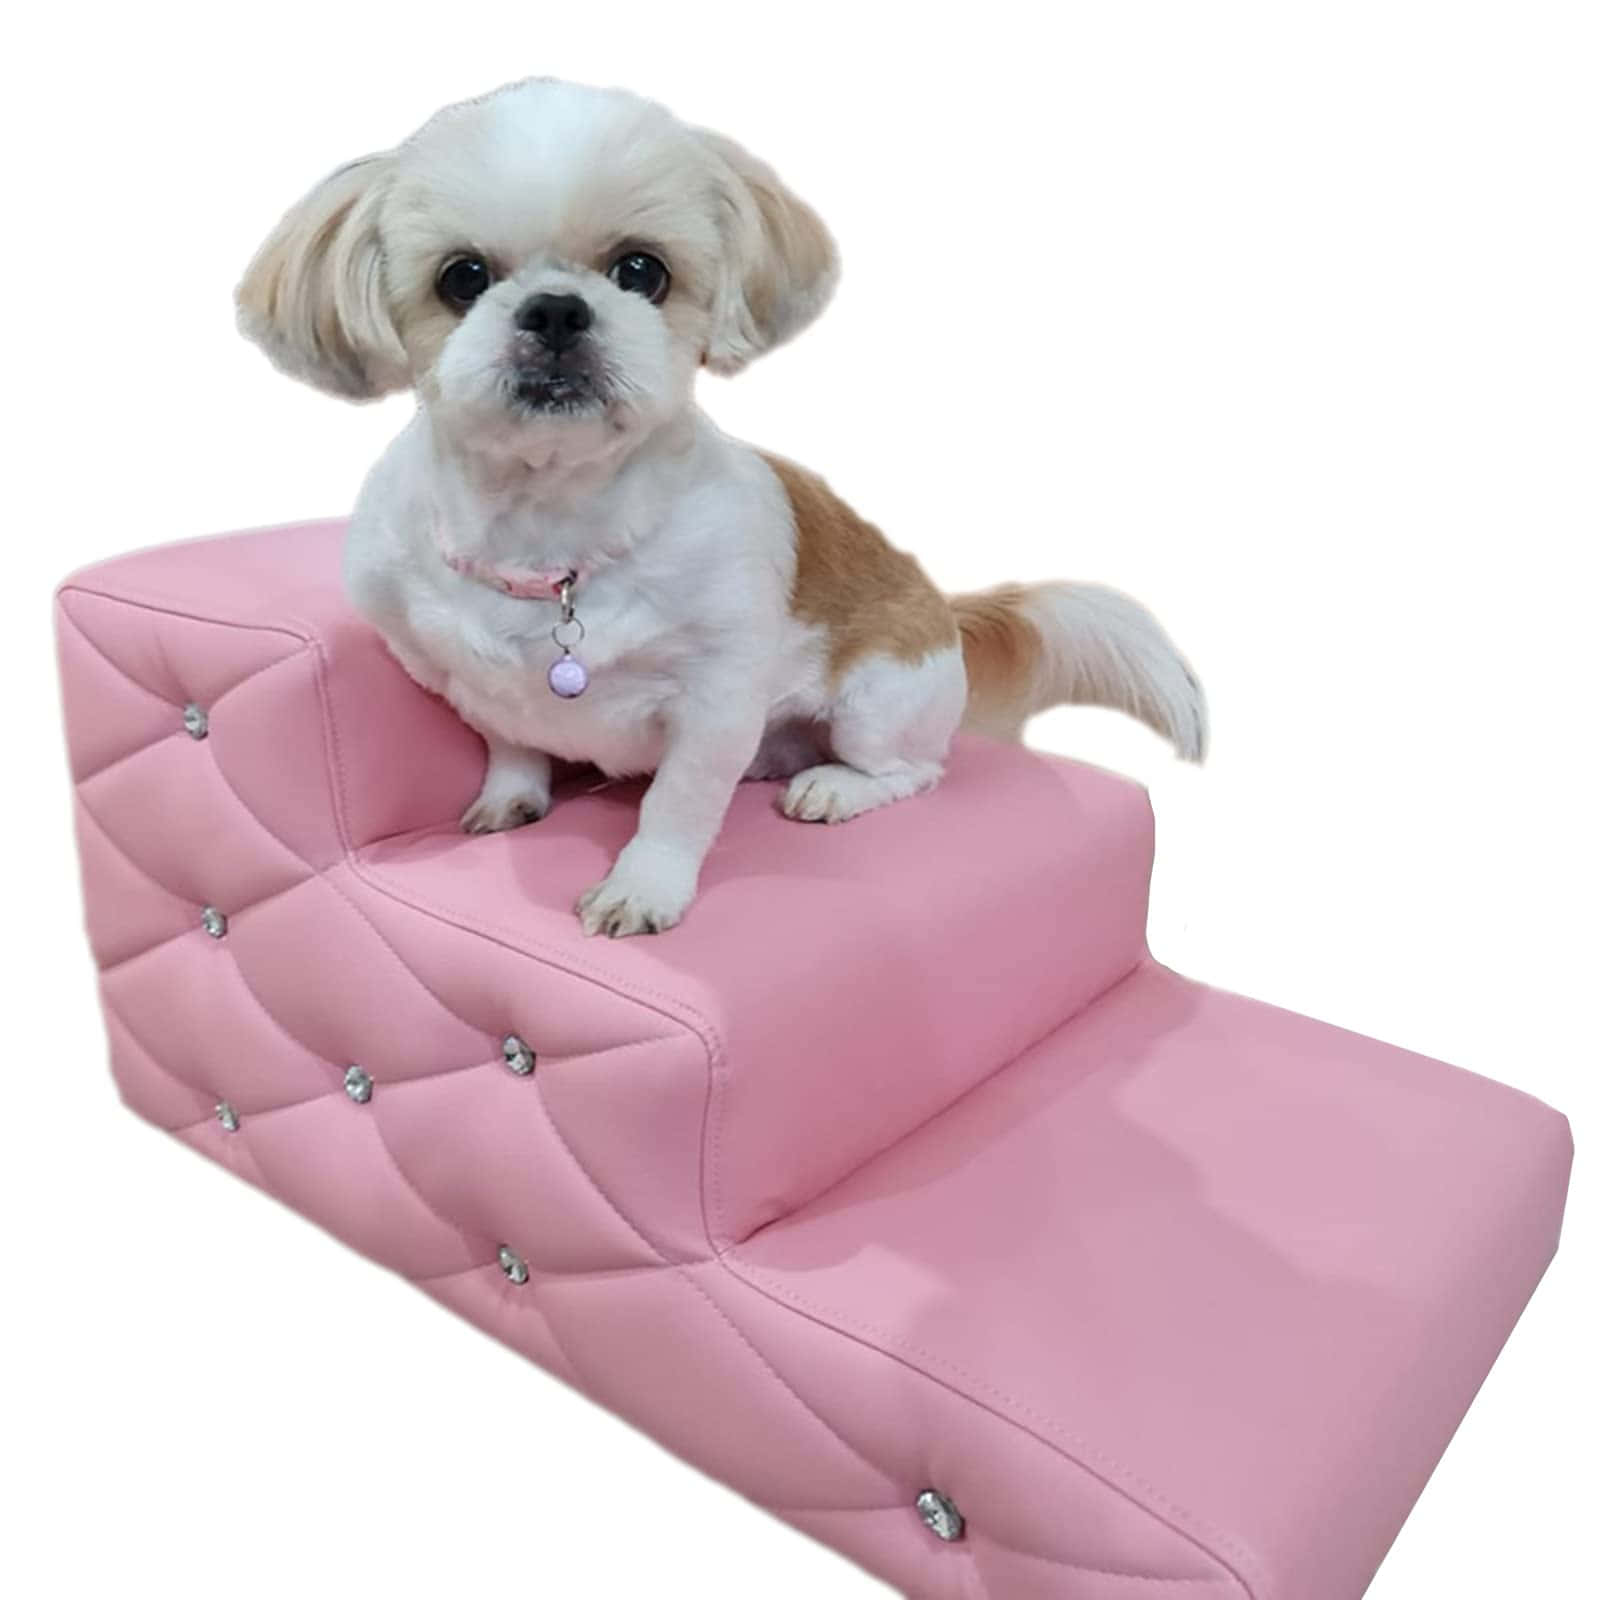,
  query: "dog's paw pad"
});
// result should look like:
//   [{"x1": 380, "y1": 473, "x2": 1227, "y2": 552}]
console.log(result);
[
  {"x1": 781, "y1": 762, "x2": 941, "y2": 825},
  {"x1": 781, "y1": 767, "x2": 870, "y2": 824},
  {"x1": 461, "y1": 793, "x2": 549, "y2": 834},
  {"x1": 577, "y1": 850, "x2": 696, "y2": 938}
]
